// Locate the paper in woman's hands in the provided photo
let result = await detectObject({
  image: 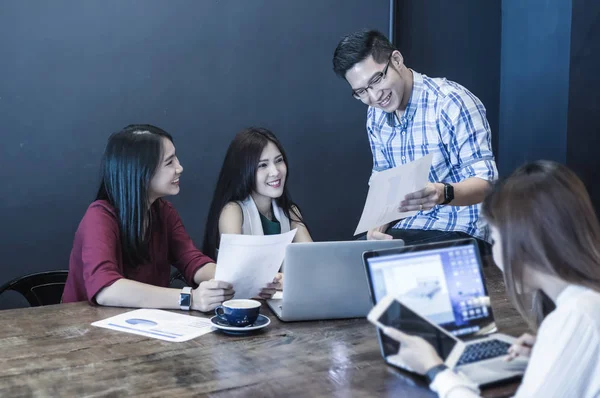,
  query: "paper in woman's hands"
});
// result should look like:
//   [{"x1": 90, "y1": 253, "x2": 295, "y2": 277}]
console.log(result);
[{"x1": 214, "y1": 229, "x2": 297, "y2": 299}]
